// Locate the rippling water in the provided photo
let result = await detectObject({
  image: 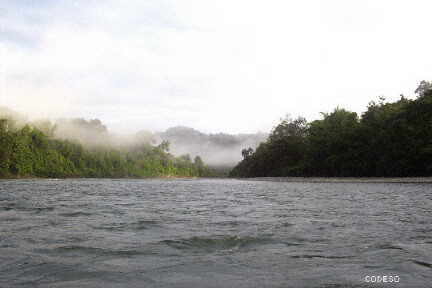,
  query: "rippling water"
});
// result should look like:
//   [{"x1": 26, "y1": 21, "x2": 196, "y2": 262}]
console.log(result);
[{"x1": 0, "y1": 179, "x2": 431, "y2": 287}]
